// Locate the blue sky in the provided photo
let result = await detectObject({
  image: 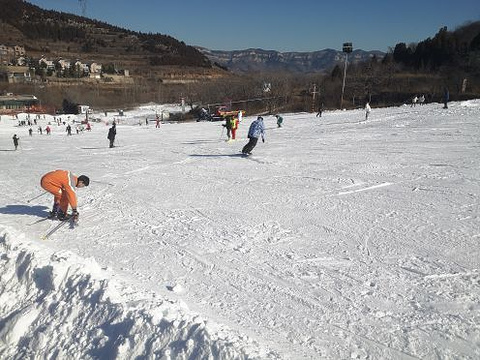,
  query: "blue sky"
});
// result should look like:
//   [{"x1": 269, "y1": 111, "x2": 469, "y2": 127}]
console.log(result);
[{"x1": 27, "y1": 0, "x2": 479, "y2": 52}]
